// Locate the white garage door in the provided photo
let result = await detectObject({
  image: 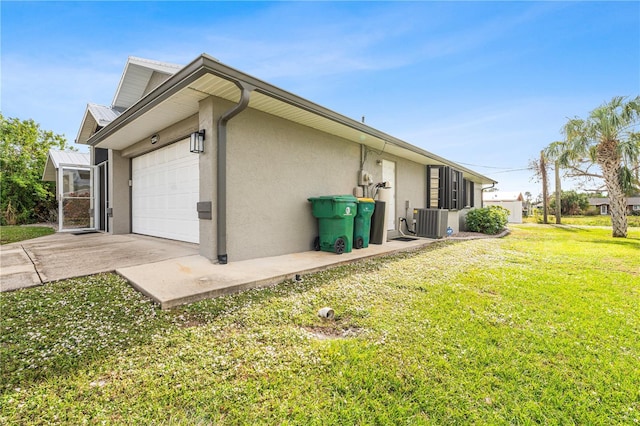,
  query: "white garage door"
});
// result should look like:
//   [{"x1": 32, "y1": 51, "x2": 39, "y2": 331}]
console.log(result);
[{"x1": 132, "y1": 139, "x2": 199, "y2": 243}]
